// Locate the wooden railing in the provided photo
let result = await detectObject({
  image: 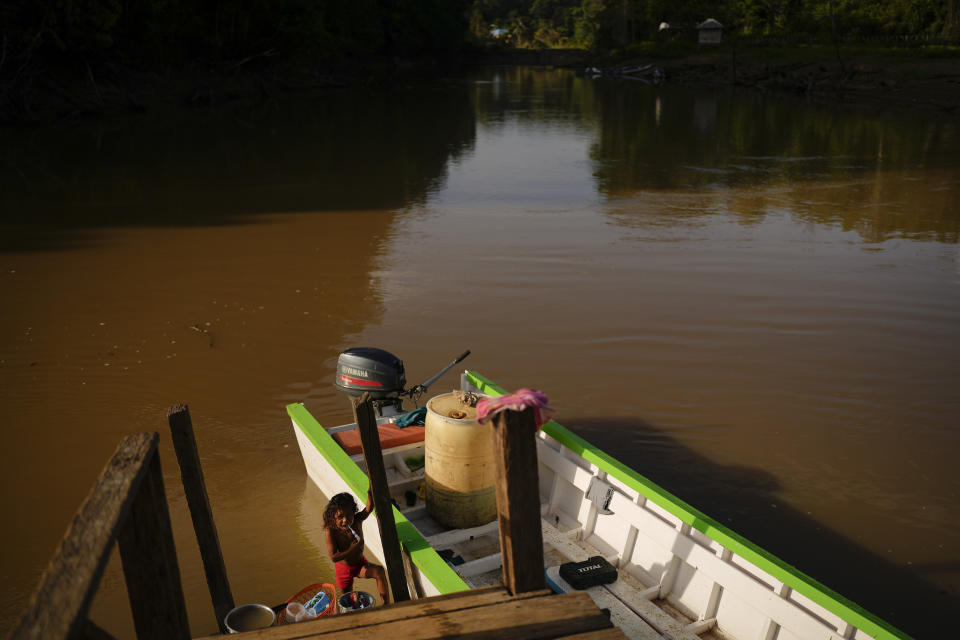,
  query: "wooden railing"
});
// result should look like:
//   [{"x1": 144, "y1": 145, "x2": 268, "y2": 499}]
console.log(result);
[
  {"x1": 13, "y1": 395, "x2": 545, "y2": 638},
  {"x1": 11, "y1": 405, "x2": 234, "y2": 640},
  {"x1": 10, "y1": 432, "x2": 190, "y2": 640}
]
